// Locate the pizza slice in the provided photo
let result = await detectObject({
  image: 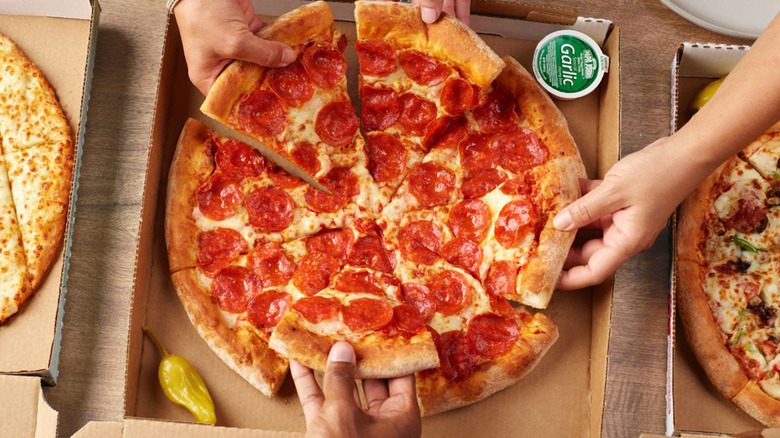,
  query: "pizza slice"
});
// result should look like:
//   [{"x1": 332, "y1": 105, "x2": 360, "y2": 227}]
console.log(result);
[
  {"x1": 740, "y1": 121, "x2": 780, "y2": 181},
  {"x1": 354, "y1": 0, "x2": 505, "y2": 206},
  {"x1": 200, "y1": 1, "x2": 379, "y2": 213},
  {"x1": 0, "y1": 157, "x2": 32, "y2": 324}
]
